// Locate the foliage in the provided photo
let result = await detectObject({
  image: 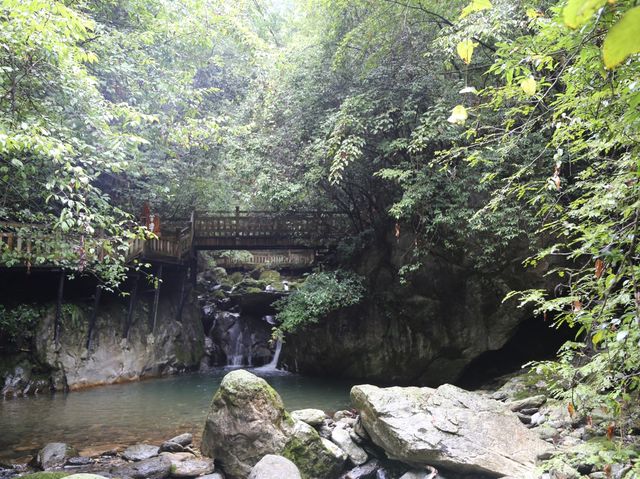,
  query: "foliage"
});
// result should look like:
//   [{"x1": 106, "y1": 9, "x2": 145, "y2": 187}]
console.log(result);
[
  {"x1": 0, "y1": 304, "x2": 42, "y2": 343},
  {"x1": 447, "y1": 0, "x2": 640, "y2": 424},
  {"x1": 273, "y1": 271, "x2": 365, "y2": 338}
]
